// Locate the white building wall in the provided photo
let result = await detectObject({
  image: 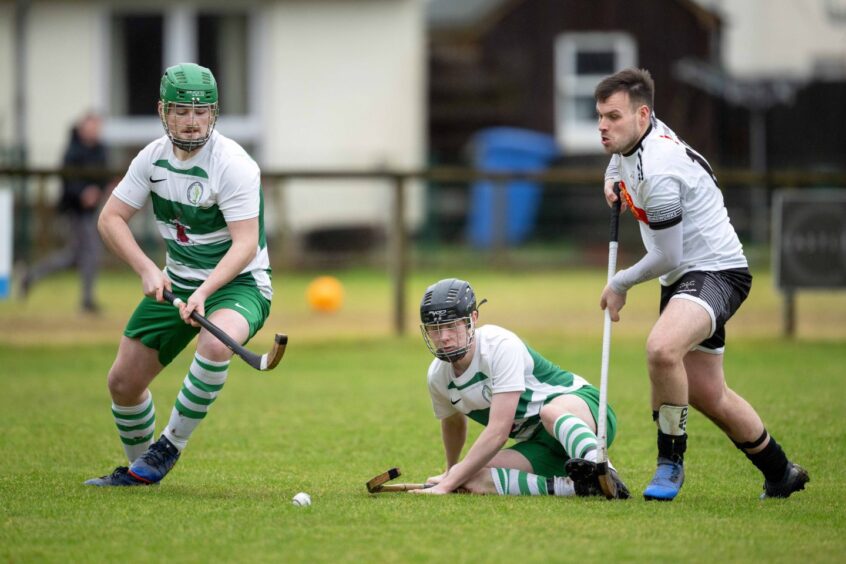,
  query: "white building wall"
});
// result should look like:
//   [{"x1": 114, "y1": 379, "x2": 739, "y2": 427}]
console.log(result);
[
  {"x1": 264, "y1": 0, "x2": 426, "y2": 232},
  {"x1": 26, "y1": 2, "x2": 105, "y2": 167},
  {"x1": 699, "y1": 0, "x2": 846, "y2": 79},
  {"x1": 10, "y1": 0, "x2": 426, "y2": 234},
  {"x1": 0, "y1": 8, "x2": 14, "y2": 150}
]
